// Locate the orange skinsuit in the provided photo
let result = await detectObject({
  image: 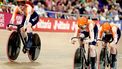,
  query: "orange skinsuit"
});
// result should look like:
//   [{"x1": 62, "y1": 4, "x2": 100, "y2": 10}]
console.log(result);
[
  {"x1": 74, "y1": 17, "x2": 98, "y2": 42},
  {"x1": 97, "y1": 22, "x2": 121, "y2": 69},
  {"x1": 97, "y1": 22, "x2": 121, "y2": 44},
  {"x1": 10, "y1": 1, "x2": 34, "y2": 28},
  {"x1": 73, "y1": 17, "x2": 98, "y2": 69}
]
